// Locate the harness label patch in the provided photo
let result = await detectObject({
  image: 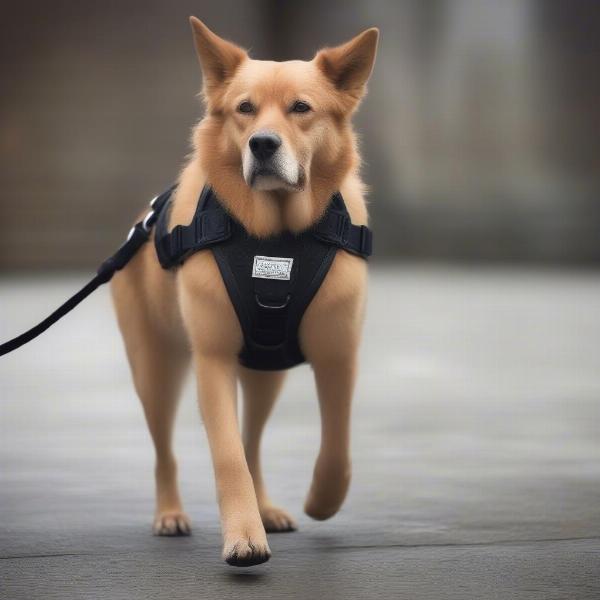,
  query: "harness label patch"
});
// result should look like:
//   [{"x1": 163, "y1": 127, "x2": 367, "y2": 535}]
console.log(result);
[{"x1": 252, "y1": 255, "x2": 294, "y2": 280}]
